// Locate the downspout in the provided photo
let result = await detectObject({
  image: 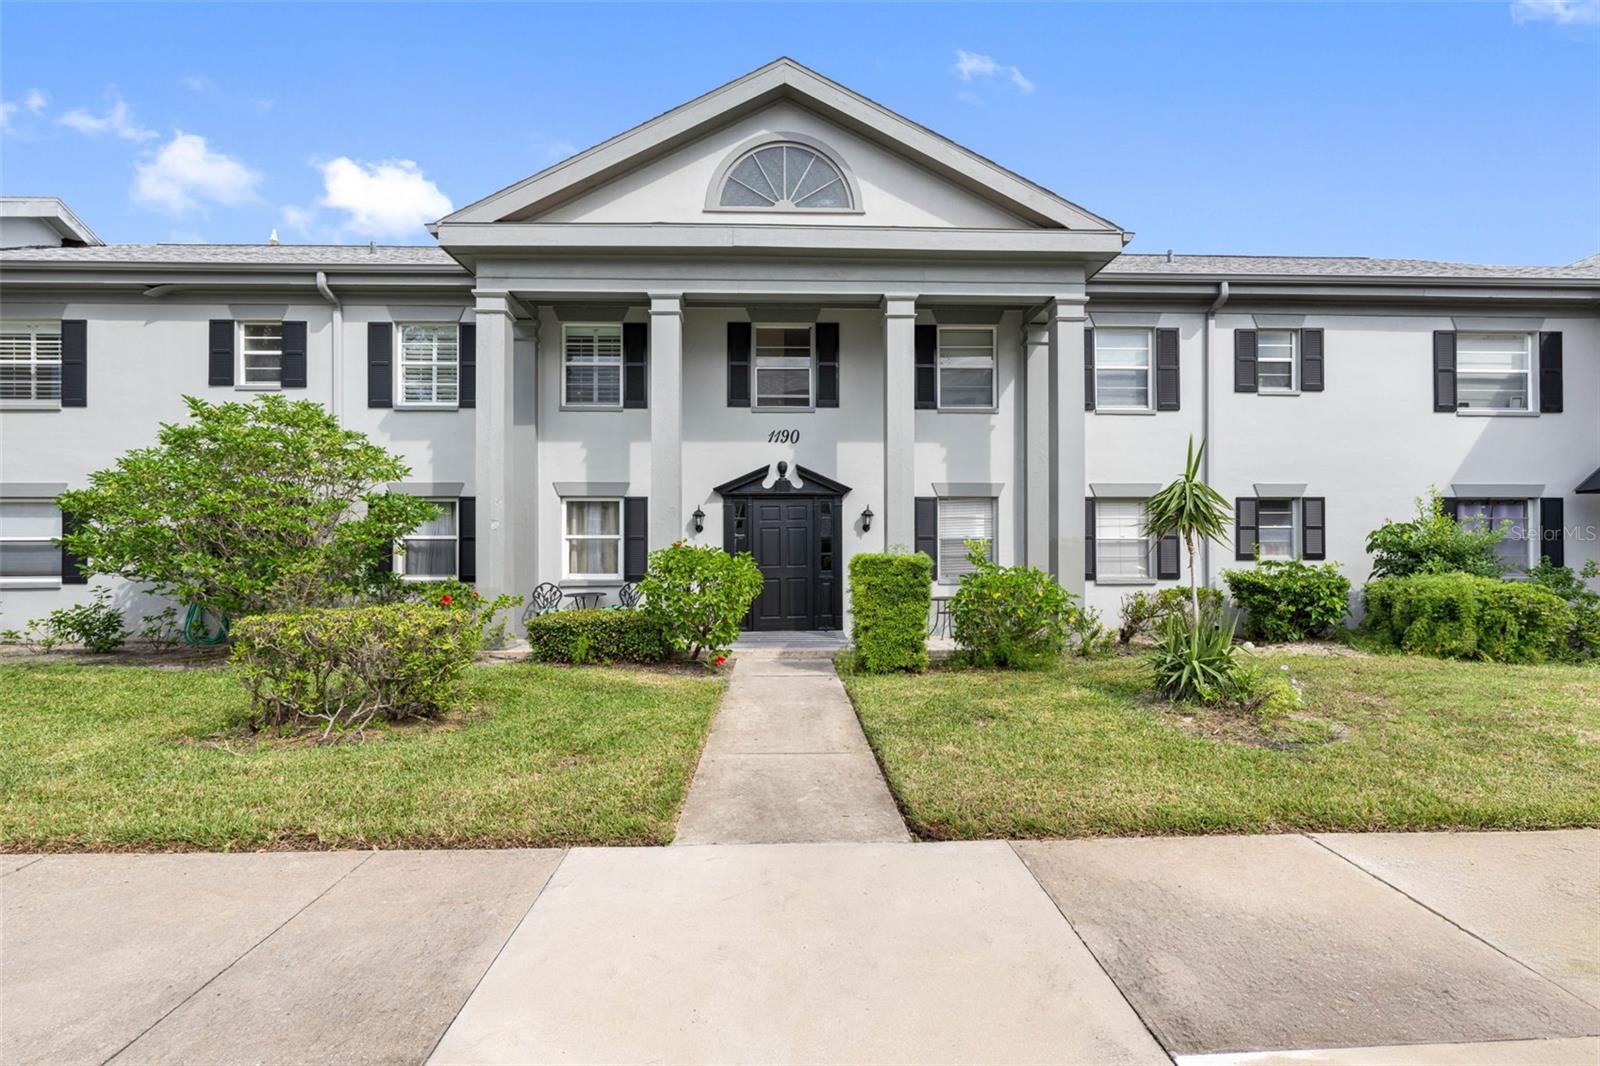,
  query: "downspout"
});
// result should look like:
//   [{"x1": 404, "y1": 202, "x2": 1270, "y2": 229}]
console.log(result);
[
  {"x1": 1202, "y1": 280, "x2": 1229, "y2": 590},
  {"x1": 315, "y1": 271, "x2": 342, "y2": 419}
]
